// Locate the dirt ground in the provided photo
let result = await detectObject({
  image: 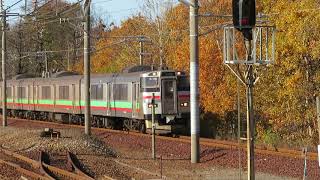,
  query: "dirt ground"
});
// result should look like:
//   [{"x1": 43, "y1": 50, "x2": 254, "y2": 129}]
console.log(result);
[{"x1": 0, "y1": 123, "x2": 302, "y2": 180}]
